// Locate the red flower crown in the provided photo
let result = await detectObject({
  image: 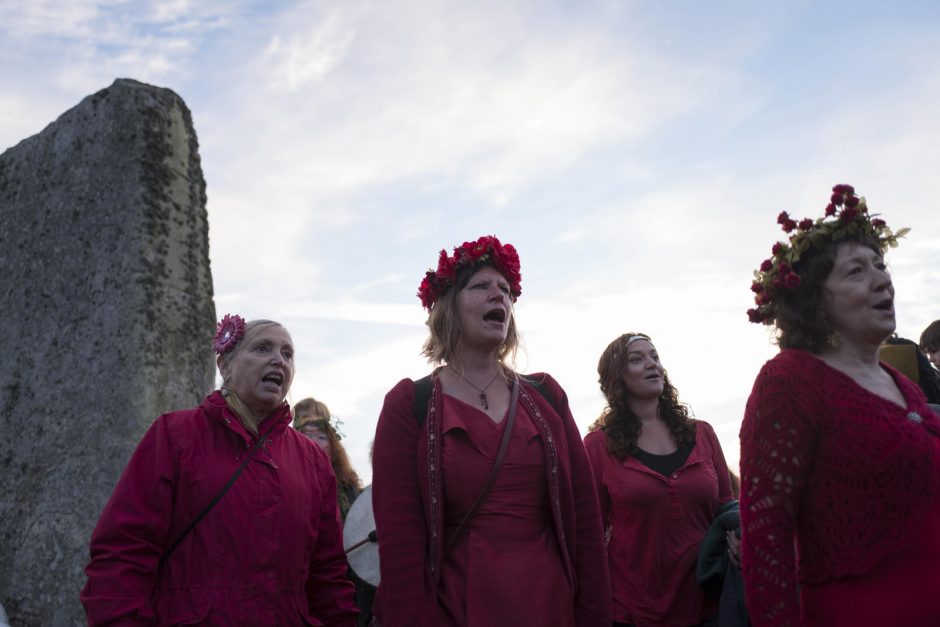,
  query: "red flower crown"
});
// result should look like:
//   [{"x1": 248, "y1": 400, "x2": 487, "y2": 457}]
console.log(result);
[
  {"x1": 747, "y1": 184, "x2": 908, "y2": 325},
  {"x1": 417, "y1": 235, "x2": 522, "y2": 310},
  {"x1": 213, "y1": 314, "x2": 246, "y2": 354}
]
